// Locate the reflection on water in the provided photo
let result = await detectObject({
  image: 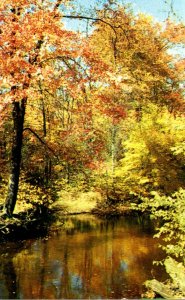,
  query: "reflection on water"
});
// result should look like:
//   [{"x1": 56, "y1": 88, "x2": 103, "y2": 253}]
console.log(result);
[{"x1": 0, "y1": 215, "x2": 167, "y2": 299}]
